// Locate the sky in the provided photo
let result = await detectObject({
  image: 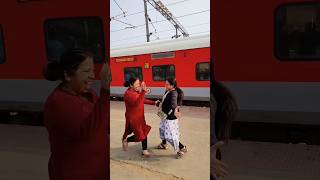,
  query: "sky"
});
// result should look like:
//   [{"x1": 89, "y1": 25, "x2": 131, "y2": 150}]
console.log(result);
[{"x1": 110, "y1": 0, "x2": 210, "y2": 49}]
